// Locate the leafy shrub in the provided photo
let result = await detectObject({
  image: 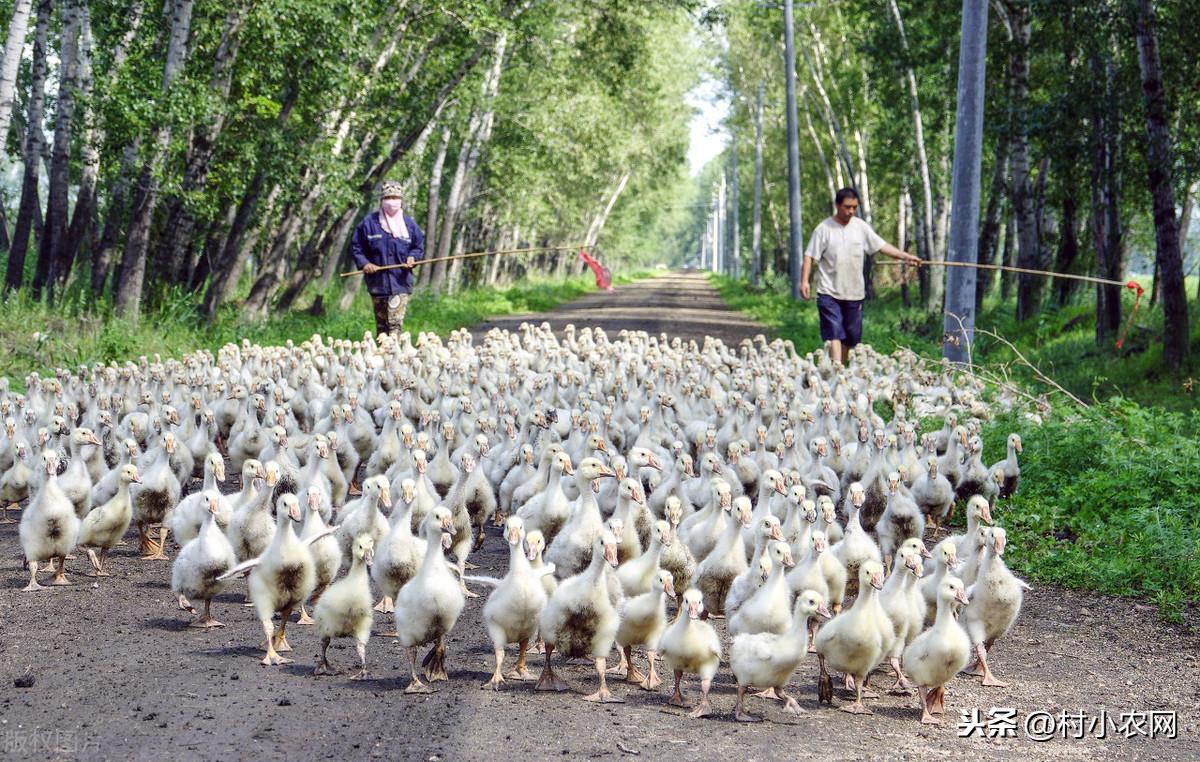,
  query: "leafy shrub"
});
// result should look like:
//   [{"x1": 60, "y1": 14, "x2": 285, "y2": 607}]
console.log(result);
[{"x1": 985, "y1": 403, "x2": 1200, "y2": 622}]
